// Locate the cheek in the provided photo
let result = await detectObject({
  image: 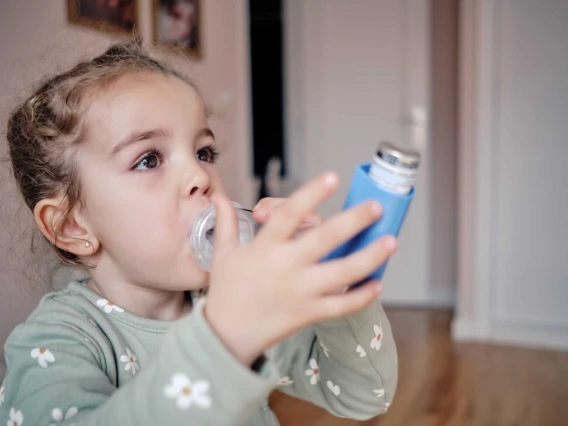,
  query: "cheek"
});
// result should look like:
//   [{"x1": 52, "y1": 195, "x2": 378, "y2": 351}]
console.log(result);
[
  {"x1": 85, "y1": 181, "x2": 180, "y2": 253},
  {"x1": 207, "y1": 167, "x2": 225, "y2": 194}
]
